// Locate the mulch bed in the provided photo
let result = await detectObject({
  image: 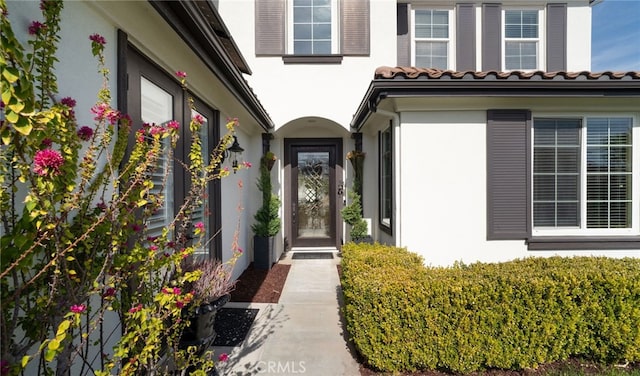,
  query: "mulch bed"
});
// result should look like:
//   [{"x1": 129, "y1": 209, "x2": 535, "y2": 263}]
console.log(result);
[{"x1": 230, "y1": 262, "x2": 291, "y2": 303}]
